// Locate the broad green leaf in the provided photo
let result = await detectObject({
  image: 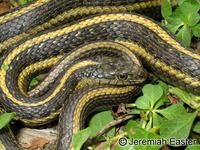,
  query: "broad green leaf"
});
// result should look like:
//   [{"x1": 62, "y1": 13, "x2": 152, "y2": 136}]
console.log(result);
[
  {"x1": 185, "y1": 145, "x2": 200, "y2": 150},
  {"x1": 0, "y1": 112, "x2": 16, "y2": 129},
  {"x1": 177, "y1": 0, "x2": 185, "y2": 5},
  {"x1": 167, "y1": 11, "x2": 183, "y2": 25},
  {"x1": 89, "y1": 110, "x2": 114, "y2": 138},
  {"x1": 152, "y1": 112, "x2": 164, "y2": 127},
  {"x1": 153, "y1": 98, "x2": 165, "y2": 111},
  {"x1": 72, "y1": 127, "x2": 91, "y2": 150},
  {"x1": 169, "y1": 86, "x2": 191, "y2": 105},
  {"x1": 165, "y1": 23, "x2": 183, "y2": 34},
  {"x1": 179, "y1": 1, "x2": 200, "y2": 15},
  {"x1": 142, "y1": 84, "x2": 163, "y2": 108},
  {"x1": 1, "y1": 64, "x2": 9, "y2": 71},
  {"x1": 192, "y1": 121, "x2": 200, "y2": 133},
  {"x1": 135, "y1": 96, "x2": 150, "y2": 110},
  {"x1": 179, "y1": 13, "x2": 189, "y2": 24},
  {"x1": 161, "y1": 0, "x2": 172, "y2": 19},
  {"x1": 160, "y1": 111, "x2": 197, "y2": 146},
  {"x1": 155, "y1": 104, "x2": 186, "y2": 120},
  {"x1": 176, "y1": 25, "x2": 191, "y2": 46},
  {"x1": 187, "y1": 12, "x2": 200, "y2": 26},
  {"x1": 154, "y1": 81, "x2": 169, "y2": 109},
  {"x1": 126, "y1": 120, "x2": 163, "y2": 150},
  {"x1": 192, "y1": 24, "x2": 200, "y2": 37},
  {"x1": 157, "y1": 81, "x2": 168, "y2": 94}
]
